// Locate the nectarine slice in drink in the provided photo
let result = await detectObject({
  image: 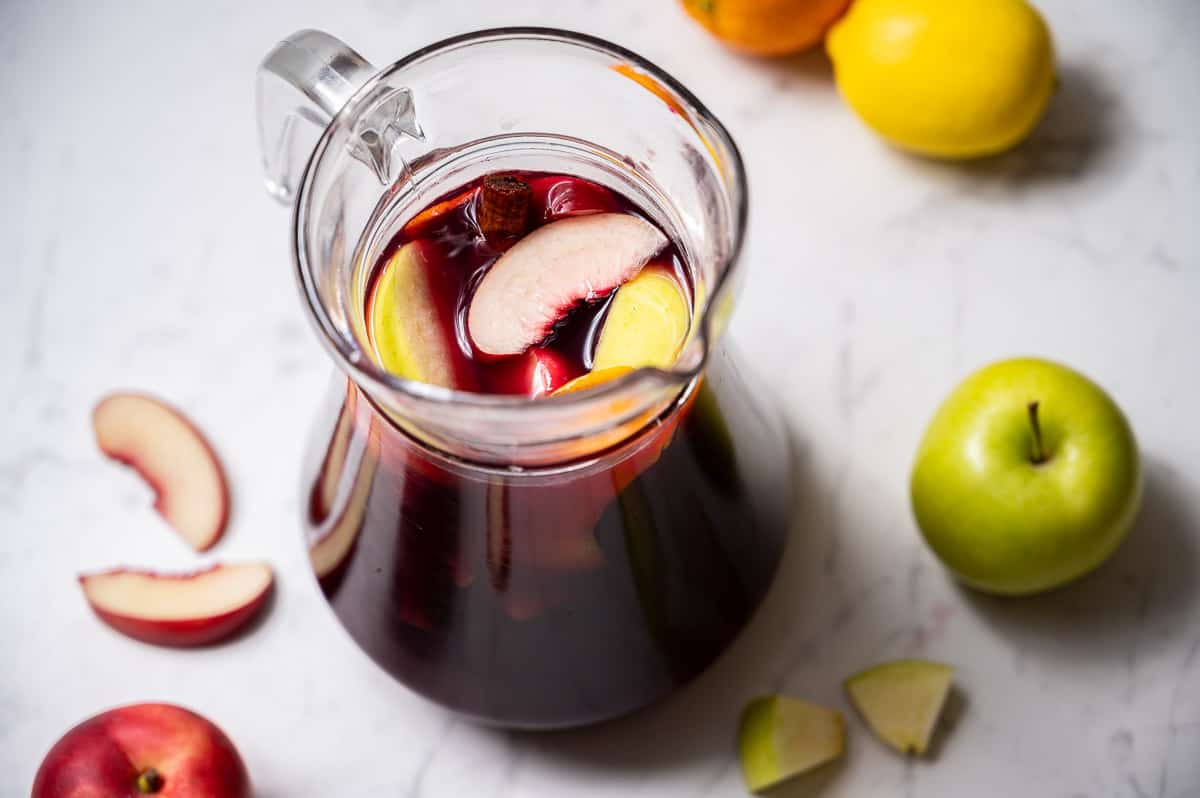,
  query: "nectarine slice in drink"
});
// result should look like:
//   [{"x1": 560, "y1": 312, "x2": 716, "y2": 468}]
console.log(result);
[{"x1": 468, "y1": 213, "x2": 667, "y2": 356}]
